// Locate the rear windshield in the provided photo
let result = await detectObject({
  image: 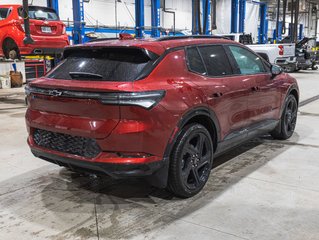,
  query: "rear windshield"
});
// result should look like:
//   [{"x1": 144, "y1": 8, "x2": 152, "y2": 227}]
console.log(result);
[
  {"x1": 19, "y1": 6, "x2": 59, "y2": 21},
  {"x1": 0, "y1": 8, "x2": 10, "y2": 20},
  {"x1": 47, "y1": 48, "x2": 157, "y2": 82}
]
